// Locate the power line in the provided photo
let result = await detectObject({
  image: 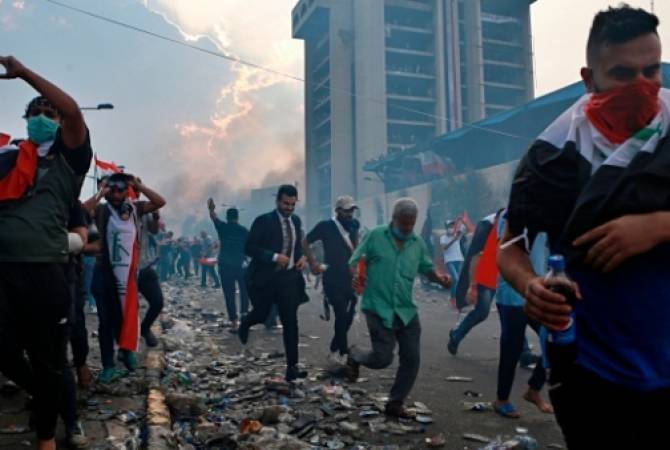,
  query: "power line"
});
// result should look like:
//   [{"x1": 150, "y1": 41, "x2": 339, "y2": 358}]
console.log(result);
[
  {"x1": 43, "y1": 0, "x2": 302, "y2": 82},
  {"x1": 43, "y1": 0, "x2": 536, "y2": 143}
]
